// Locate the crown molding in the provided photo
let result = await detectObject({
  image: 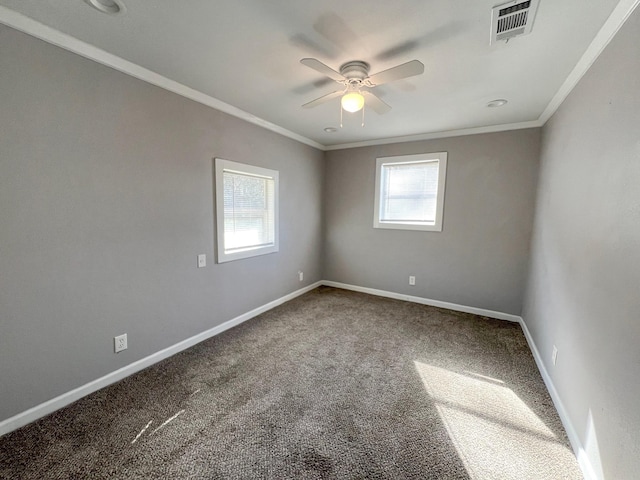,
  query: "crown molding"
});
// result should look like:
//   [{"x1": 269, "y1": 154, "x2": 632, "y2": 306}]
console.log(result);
[
  {"x1": 323, "y1": 120, "x2": 543, "y2": 151},
  {"x1": 538, "y1": 0, "x2": 640, "y2": 124},
  {"x1": 2, "y1": 1, "x2": 638, "y2": 153},
  {"x1": 0, "y1": 6, "x2": 325, "y2": 151}
]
